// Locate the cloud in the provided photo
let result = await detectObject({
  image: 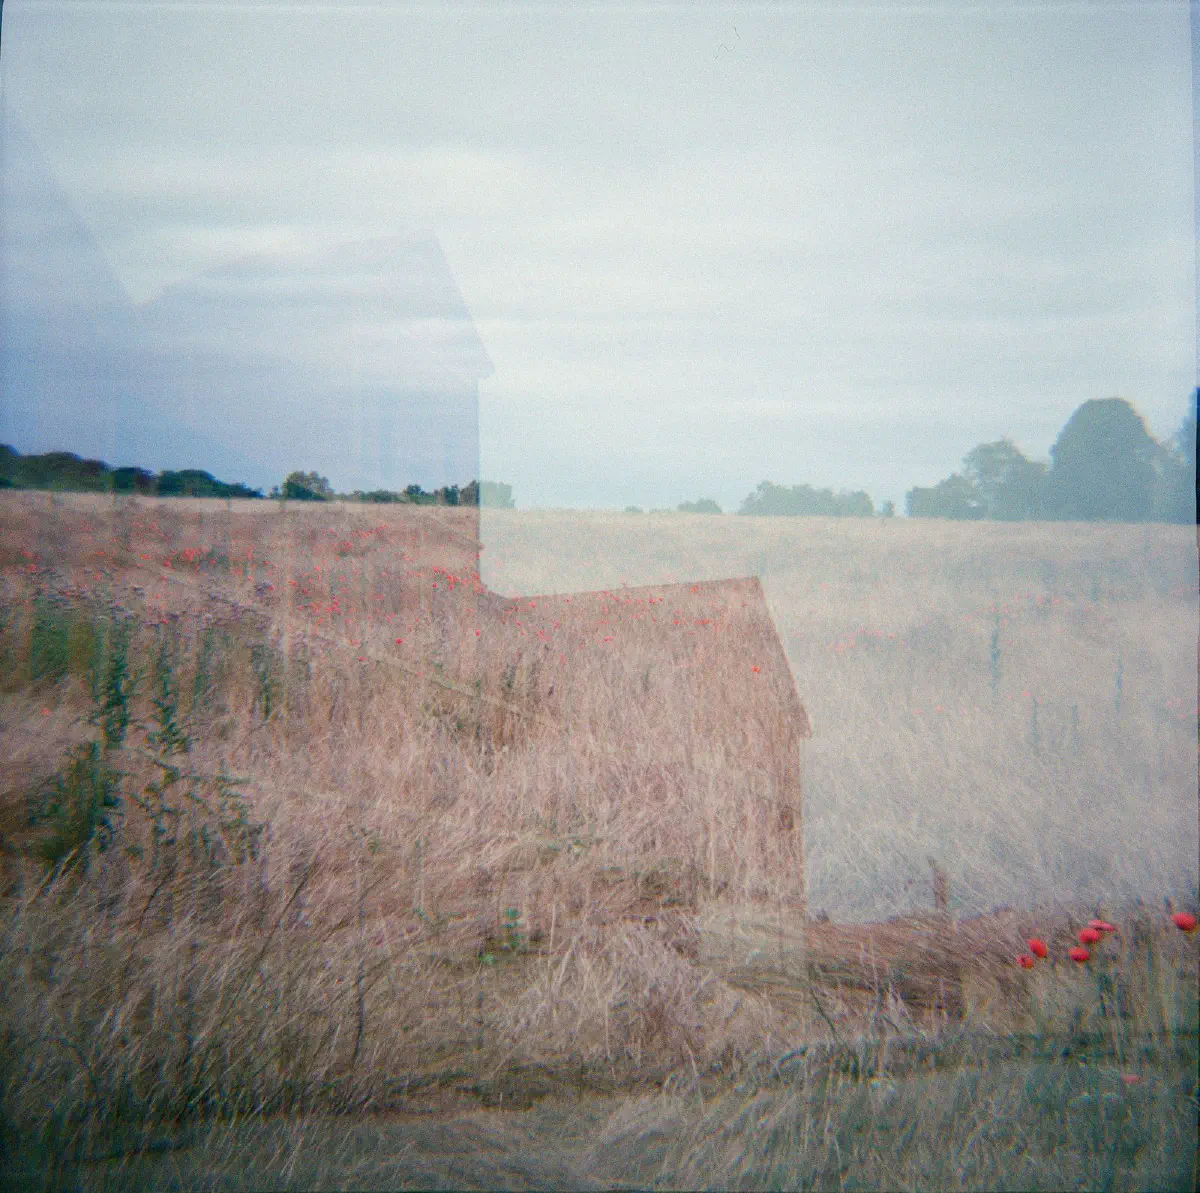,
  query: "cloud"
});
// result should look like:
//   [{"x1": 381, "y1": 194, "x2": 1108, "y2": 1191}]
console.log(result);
[{"x1": 2, "y1": 2, "x2": 1192, "y2": 510}]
